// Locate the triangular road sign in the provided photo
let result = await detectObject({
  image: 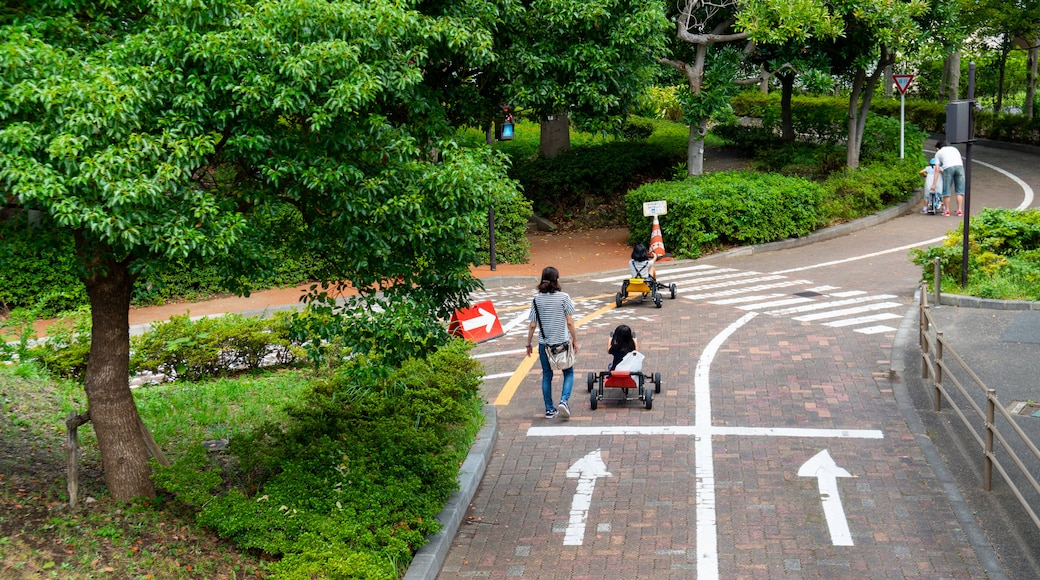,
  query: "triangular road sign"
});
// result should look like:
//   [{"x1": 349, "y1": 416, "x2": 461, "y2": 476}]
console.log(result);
[{"x1": 893, "y1": 74, "x2": 914, "y2": 95}]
